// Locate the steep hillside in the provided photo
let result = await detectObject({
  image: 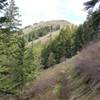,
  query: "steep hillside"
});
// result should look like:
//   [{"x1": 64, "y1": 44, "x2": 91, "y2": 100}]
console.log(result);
[
  {"x1": 26, "y1": 30, "x2": 60, "y2": 47},
  {"x1": 16, "y1": 41, "x2": 100, "y2": 100},
  {"x1": 22, "y1": 20, "x2": 75, "y2": 45},
  {"x1": 1, "y1": 41, "x2": 100, "y2": 100},
  {"x1": 75, "y1": 41, "x2": 100, "y2": 91}
]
